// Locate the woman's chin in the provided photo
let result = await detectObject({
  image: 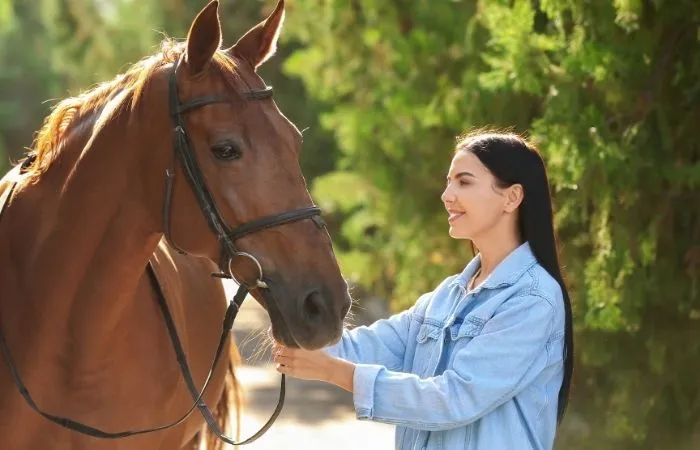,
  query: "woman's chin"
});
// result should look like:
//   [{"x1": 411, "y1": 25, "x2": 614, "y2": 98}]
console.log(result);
[{"x1": 448, "y1": 227, "x2": 470, "y2": 240}]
